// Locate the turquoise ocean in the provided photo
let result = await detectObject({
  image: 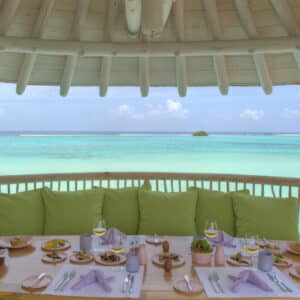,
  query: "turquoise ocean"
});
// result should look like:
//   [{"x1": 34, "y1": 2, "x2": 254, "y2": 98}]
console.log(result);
[{"x1": 0, "y1": 133, "x2": 300, "y2": 177}]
